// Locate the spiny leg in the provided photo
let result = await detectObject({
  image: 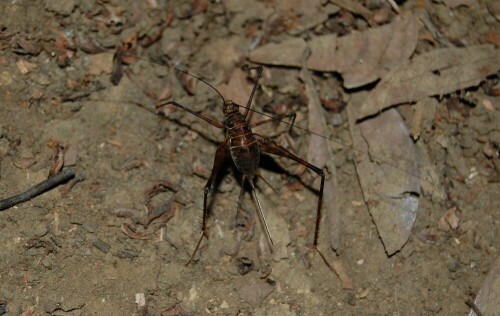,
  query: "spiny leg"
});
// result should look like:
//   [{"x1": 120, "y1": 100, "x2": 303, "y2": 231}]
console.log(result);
[
  {"x1": 247, "y1": 176, "x2": 274, "y2": 252},
  {"x1": 257, "y1": 137, "x2": 325, "y2": 249},
  {"x1": 187, "y1": 139, "x2": 230, "y2": 265},
  {"x1": 242, "y1": 65, "x2": 263, "y2": 118}
]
